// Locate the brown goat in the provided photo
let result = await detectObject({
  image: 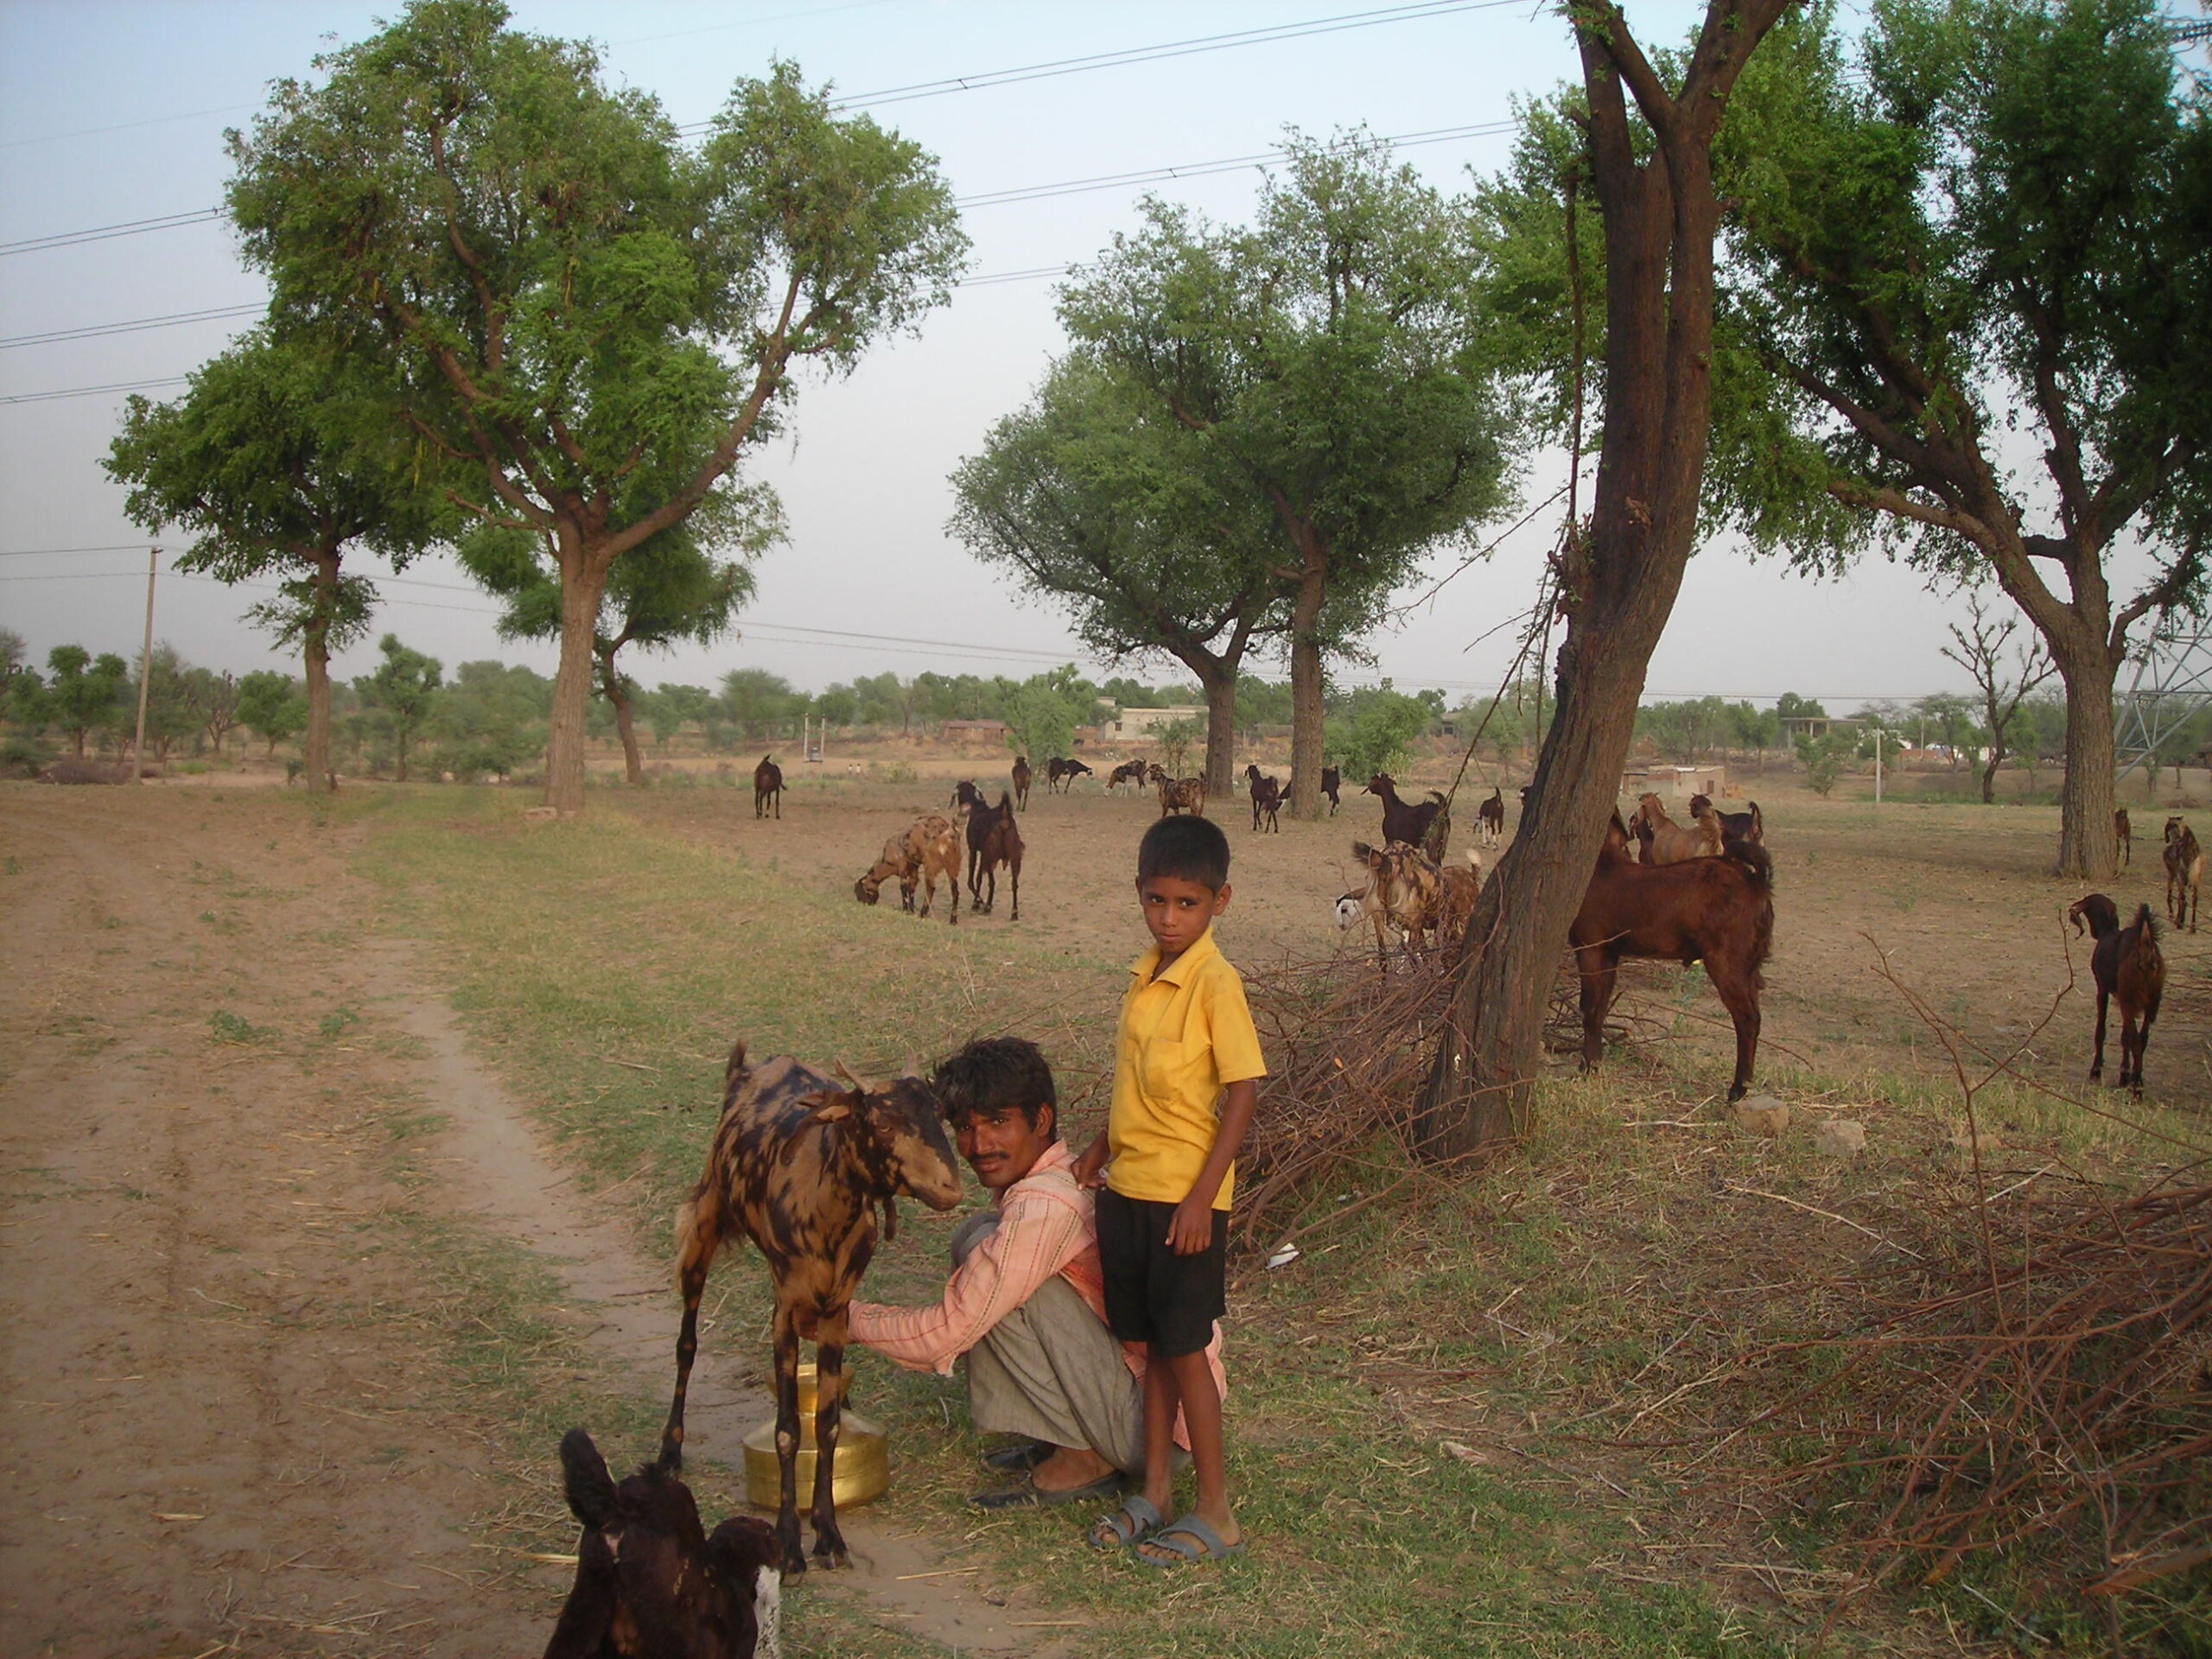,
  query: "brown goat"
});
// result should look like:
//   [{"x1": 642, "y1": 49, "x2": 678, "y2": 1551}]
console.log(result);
[
  {"x1": 1573, "y1": 812, "x2": 1774, "y2": 1102},
  {"x1": 1632, "y1": 794, "x2": 1724, "y2": 864},
  {"x1": 2115, "y1": 807, "x2": 2132, "y2": 868},
  {"x1": 1364, "y1": 773, "x2": 1449, "y2": 861},
  {"x1": 661, "y1": 1046, "x2": 962, "y2": 1578},
  {"x1": 1320, "y1": 765, "x2": 1342, "y2": 815},
  {"x1": 1478, "y1": 786, "x2": 1505, "y2": 848},
  {"x1": 1047, "y1": 756, "x2": 1093, "y2": 792},
  {"x1": 2068, "y1": 893, "x2": 2164, "y2": 1092},
  {"x1": 752, "y1": 756, "x2": 783, "y2": 820},
  {"x1": 1688, "y1": 793, "x2": 1764, "y2": 847},
  {"x1": 1010, "y1": 755, "x2": 1033, "y2": 811},
  {"x1": 1245, "y1": 764, "x2": 1282, "y2": 833},
  {"x1": 1157, "y1": 774, "x2": 1208, "y2": 817},
  {"x1": 544, "y1": 1427, "x2": 780, "y2": 1659},
  {"x1": 854, "y1": 815, "x2": 961, "y2": 923},
  {"x1": 1108, "y1": 759, "x2": 1148, "y2": 792},
  {"x1": 972, "y1": 791, "x2": 1025, "y2": 918},
  {"x1": 2164, "y1": 817, "x2": 2202, "y2": 932},
  {"x1": 1346, "y1": 840, "x2": 1482, "y2": 964}
]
